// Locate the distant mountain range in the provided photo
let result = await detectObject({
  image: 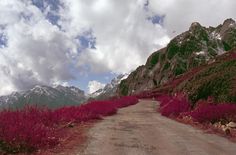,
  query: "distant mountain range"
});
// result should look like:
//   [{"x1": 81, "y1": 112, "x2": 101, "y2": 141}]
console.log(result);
[
  {"x1": 0, "y1": 85, "x2": 86, "y2": 109},
  {"x1": 89, "y1": 74, "x2": 129, "y2": 99},
  {"x1": 0, "y1": 73, "x2": 129, "y2": 109},
  {"x1": 118, "y1": 18, "x2": 236, "y2": 97}
]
